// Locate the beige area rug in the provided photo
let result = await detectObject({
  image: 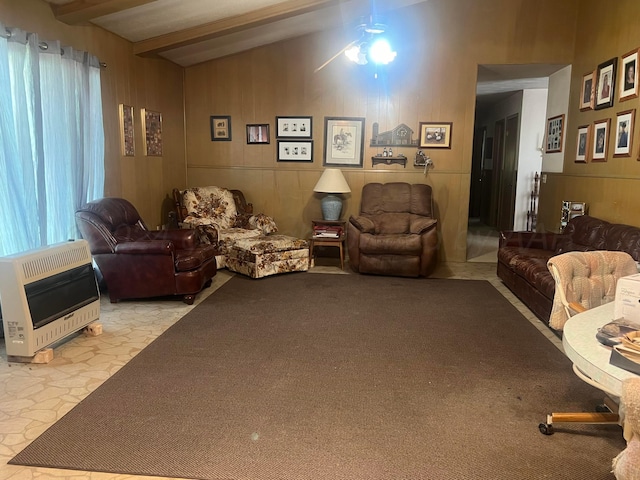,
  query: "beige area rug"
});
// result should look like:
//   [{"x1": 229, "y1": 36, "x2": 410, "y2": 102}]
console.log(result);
[{"x1": 10, "y1": 274, "x2": 625, "y2": 479}]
